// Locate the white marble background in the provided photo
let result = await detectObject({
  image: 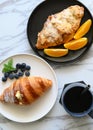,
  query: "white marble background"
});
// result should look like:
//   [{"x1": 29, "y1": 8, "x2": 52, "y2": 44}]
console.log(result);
[{"x1": 0, "y1": 0, "x2": 93, "y2": 130}]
